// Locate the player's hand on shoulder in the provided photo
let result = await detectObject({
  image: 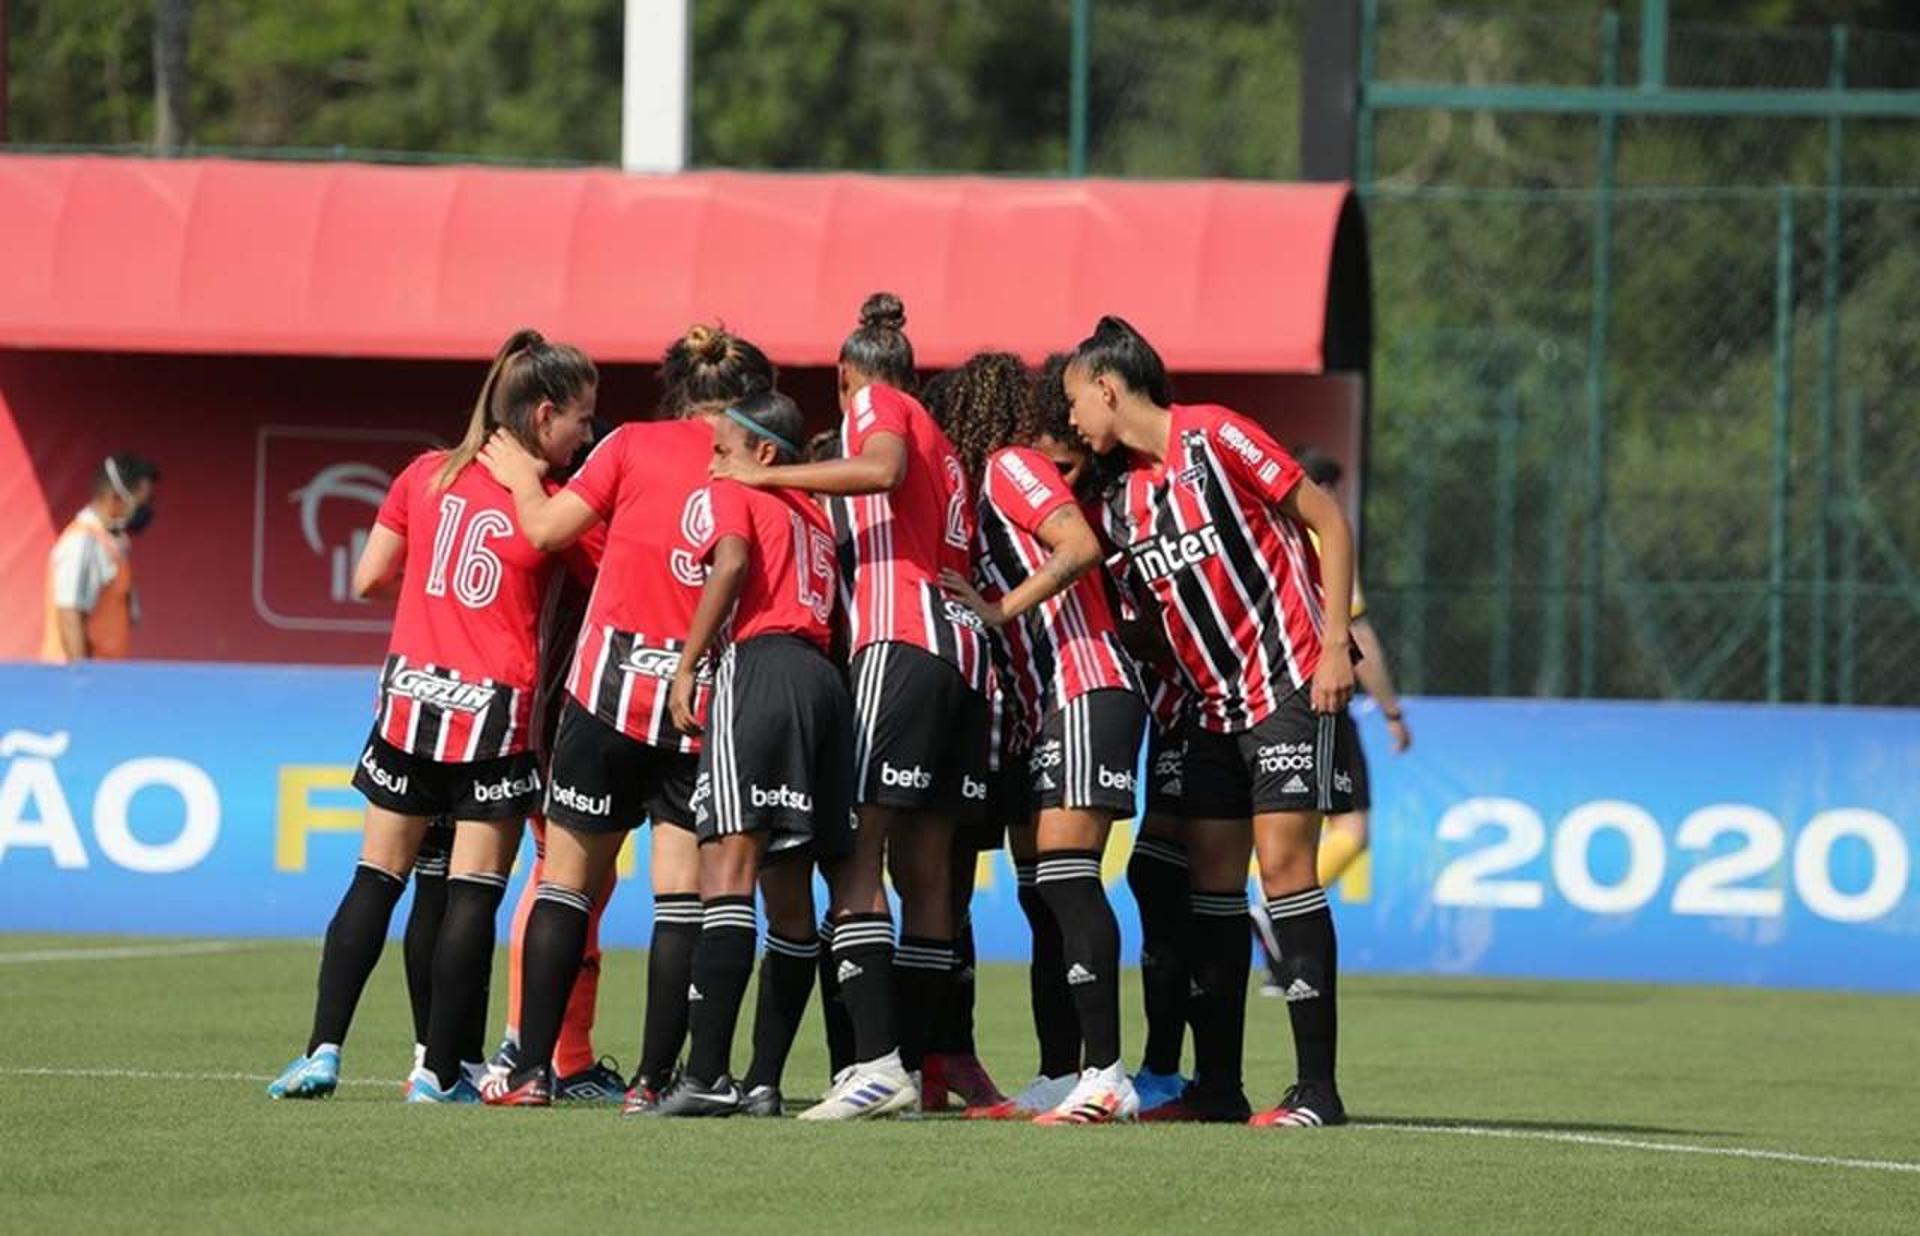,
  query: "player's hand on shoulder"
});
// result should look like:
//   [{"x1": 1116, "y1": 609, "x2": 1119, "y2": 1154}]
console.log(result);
[
  {"x1": 709, "y1": 453, "x2": 768, "y2": 488},
  {"x1": 479, "y1": 428, "x2": 547, "y2": 489}
]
